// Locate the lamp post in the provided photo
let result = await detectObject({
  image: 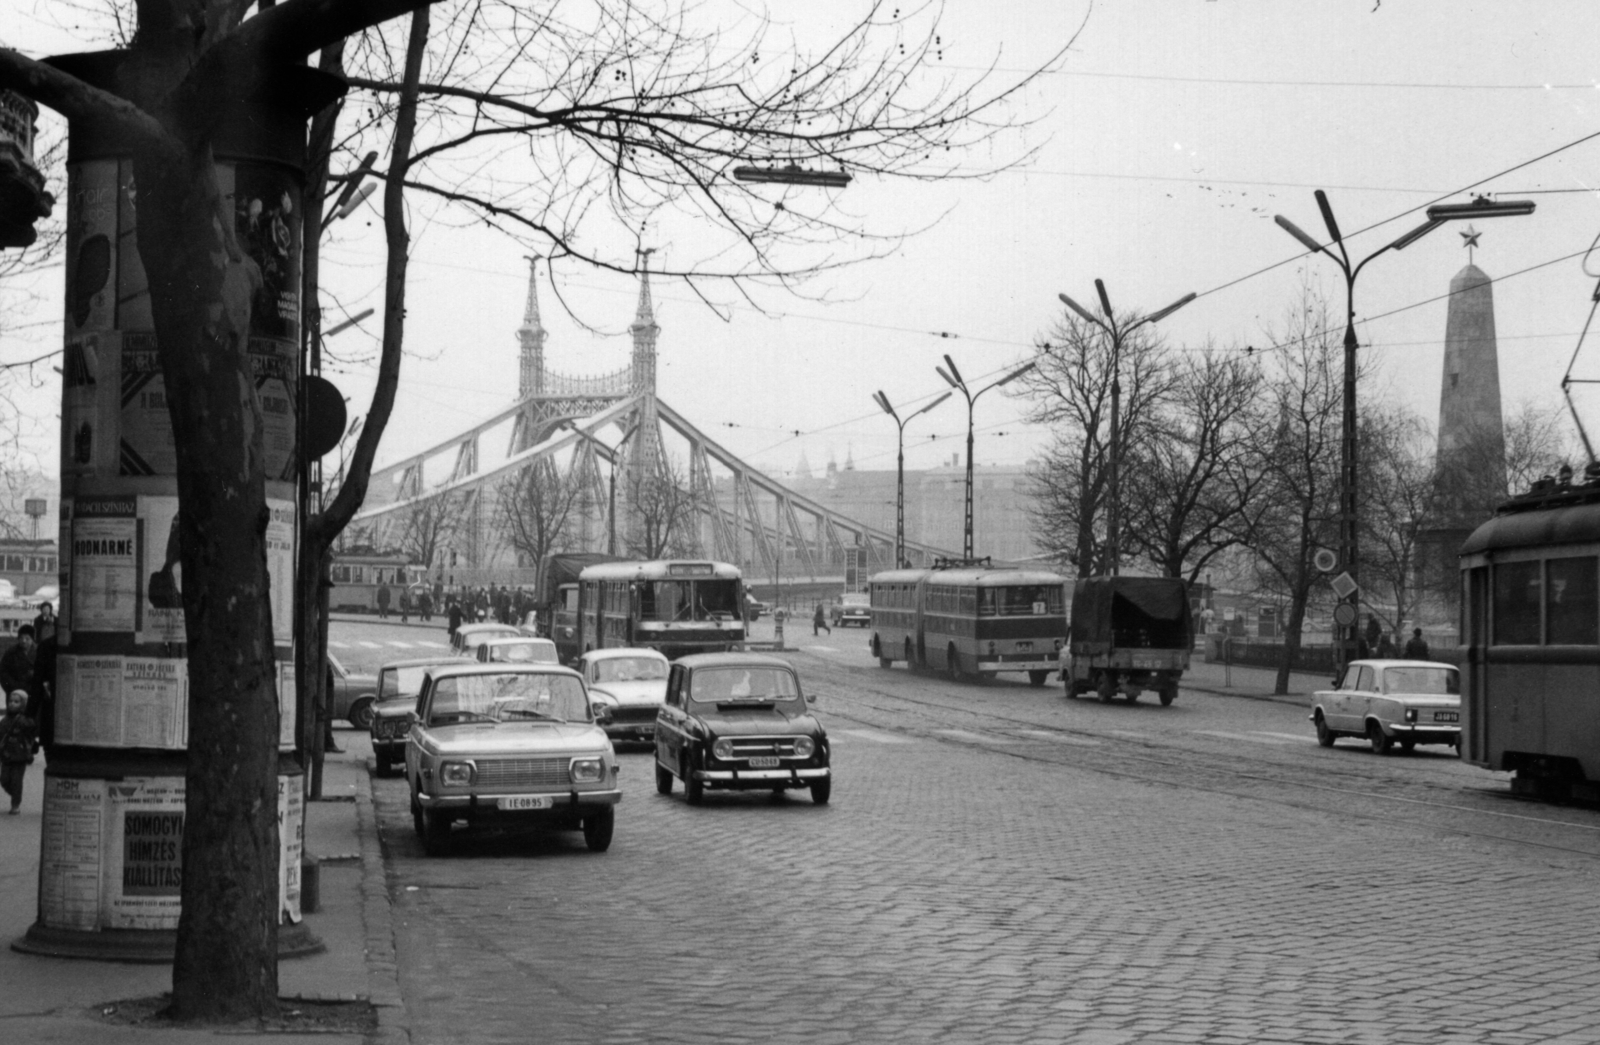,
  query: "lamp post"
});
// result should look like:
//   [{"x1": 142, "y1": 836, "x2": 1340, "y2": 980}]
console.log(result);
[
  {"x1": 872, "y1": 390, "x2": 952, "y2": 567},
  {"x1": 936, "y1": 358, "x2": 1036, "y2": 560},
  {"x1": 1057, "y1": 282, "x2": 1196, "y2": 576},
  {"x1": 560, "y1": 422, "x2": 630, "y2": 556},
  {"x1": 1274, "y1": 191, "x2": 1534, "y2": 666}
]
